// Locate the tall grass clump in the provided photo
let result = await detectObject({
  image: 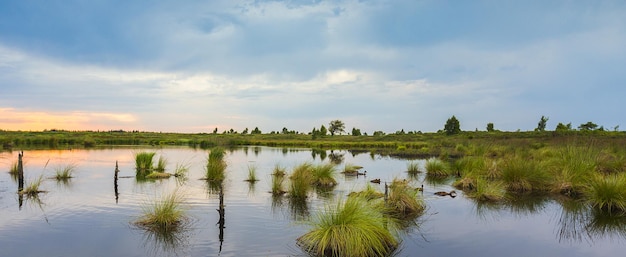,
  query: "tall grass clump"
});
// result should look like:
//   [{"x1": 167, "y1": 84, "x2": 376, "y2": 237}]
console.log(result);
[
  {"x1": 135, "y1": 152, "x2": 156, "y2": 177},
  {"x1": 245, "y1": 164, "x2": 259, "y2": 182},
  {"x1": 271, "y1": 173, "x2": 286, "y2": 196},
  {"x1": 501, "y1": 156, "x2": 550, "y2": 193},
  {"x1": 54, "y1": 163, "x2": 77, "y2": 180},
  {"x1": 425, "y1": 158, "x2": 449, "y2": 177},
  {"x1": 342, "y1": 163, "x2": 363, "y2": 175},
  {"x1": 406, "y1": 161, "x2": 420, "y2": 175},
  {"x1": 205, "y1": 148, "x2": 227, "y2": 182},
  {"x1": 20, "y1": 175, "x2": 45, "y2": 196},
  {"x1": 312, "y1": 163, "x2": 337, "y2": 187},
  {"x1": 289, "y1": 163, "x2": 313, "y2": 199},
  {"x1": 586, "y1": 174, "x2": 626, "y2": 214},
  {"x1": 382, "y1": 179, "x2": 425, "y2": 218},
  {"x1": 348, "y1": 183, "x2": 384, "y2": 200},
  {"x1": 135, "y1": 190, "x2": 187, "y2": 232},
  {"x1": 173, "y1": 162, "x2": 190, "y2": 178},
  {"x1": 548, "y1": 145, "x2": 597, "y2": 196},
  {"x1": 297, "y1": 197, "x2": 398, "y2": 257},
  {"x1": 466, "y1": 178, "x2": 506, "y2": 202},
  {"x1": 154, "y1": 156, "x2": 168, "y2": 173},
  {"x1": 272, "y1": 164, "x2": 287, "y2": 177}
]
